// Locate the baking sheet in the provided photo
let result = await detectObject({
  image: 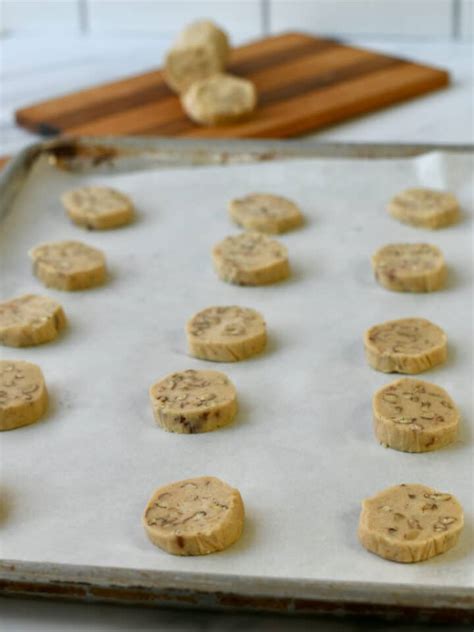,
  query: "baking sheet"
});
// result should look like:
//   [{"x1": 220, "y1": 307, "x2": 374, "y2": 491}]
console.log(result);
[{"x1": 0, "y1": 149, "x2": 472, "y2": 595}]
